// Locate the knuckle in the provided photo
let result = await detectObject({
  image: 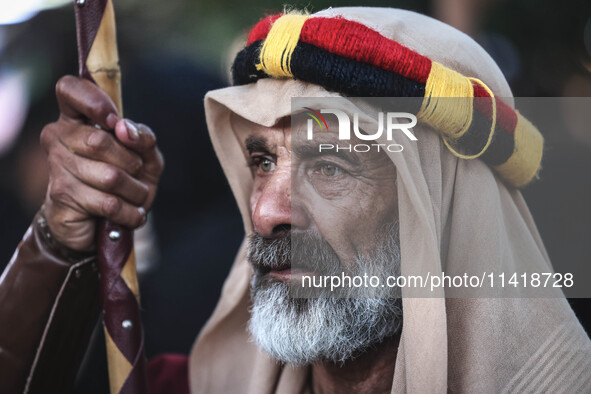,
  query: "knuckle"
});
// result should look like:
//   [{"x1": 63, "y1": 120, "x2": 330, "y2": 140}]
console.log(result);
[
  {"x1": 40, "y1": 123, "x2": 58, "y2": 149},
  {"x1": 128, "y1": 157, "x2": 143, "y2": 176},
  {"x1": 137, "y1": 186, "x2": 150, "y2": 205},
  {"x1": 55, "y1": 75, "x2": 75, "y2": 97},
  {"x1": 48, "y1": 178, "x2": 68, "y2": 203},
  {"x1": 86, "y1": 130, "x2": 110, "y2": 152},
  {"x1": 101, "y1": 167, "x2": 121, "y2": 190},
  {"x1": 101, "y1": 196, "x2": 121, "y2": 218},
  {"x1": 89, "y1": 99, "x2": 110, "y2": 122}
]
